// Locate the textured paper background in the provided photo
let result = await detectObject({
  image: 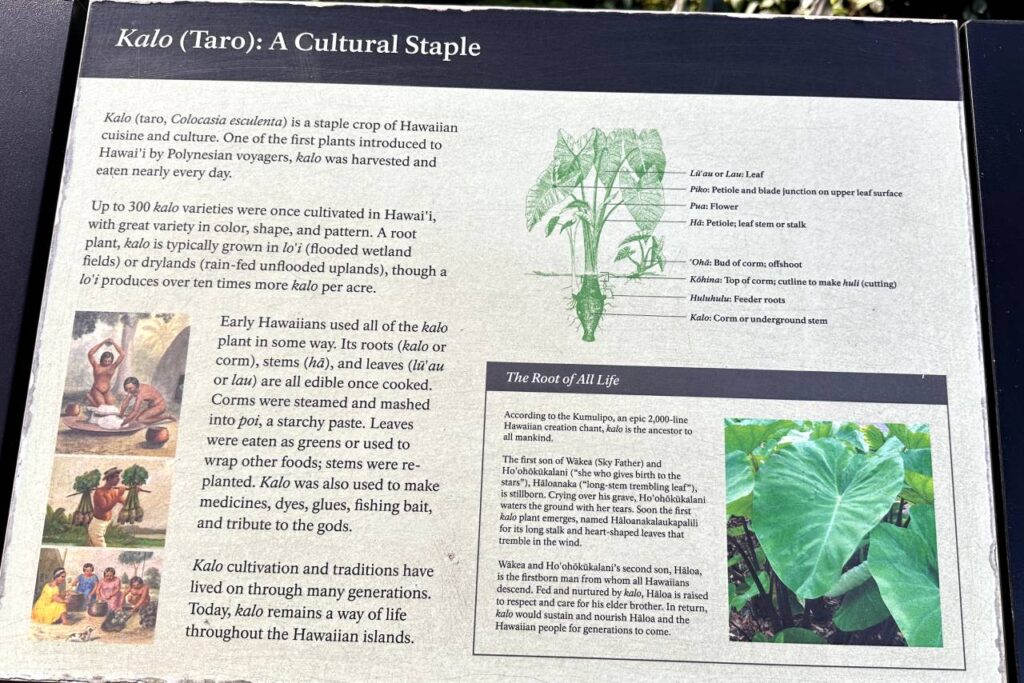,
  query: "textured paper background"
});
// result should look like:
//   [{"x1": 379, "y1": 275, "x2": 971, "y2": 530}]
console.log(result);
[{"x1": 0, "y1": 70, "x2": 1004, "y2": 680}]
